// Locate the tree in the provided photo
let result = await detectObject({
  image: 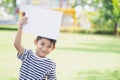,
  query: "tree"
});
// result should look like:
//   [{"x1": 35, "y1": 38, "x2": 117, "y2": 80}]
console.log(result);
[
  {"x1": 1, "y1": 0, "x2": 16, "y2": 14},
  {"x1": 92, "y1": 0, "x2": 120, "y2": 35},
  {"x1": 112, "y1": 0, "x2": 120, "y2": 34}
]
